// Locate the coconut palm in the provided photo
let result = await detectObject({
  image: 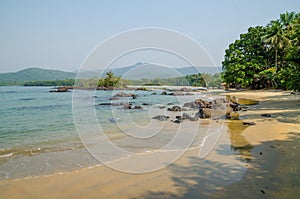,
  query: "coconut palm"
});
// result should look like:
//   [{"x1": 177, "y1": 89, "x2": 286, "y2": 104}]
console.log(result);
[{"x1": 263, "y1": 20, "x2": 290, "y2": 69}]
